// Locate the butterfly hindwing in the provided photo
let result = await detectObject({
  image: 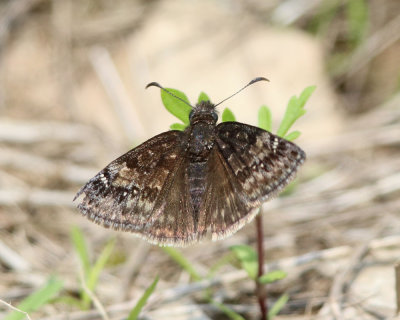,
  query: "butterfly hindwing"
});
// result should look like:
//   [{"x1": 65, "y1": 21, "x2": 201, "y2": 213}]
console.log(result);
[
  {"x1": 142, "y1": 156, "x2": 197, "y2": 245},
  {"x1": 198, "y1": 146, "x2": 257, "y2": 240},
  {"x1": 197, "y1": 122, "x2": 305, "y2": 240}
]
